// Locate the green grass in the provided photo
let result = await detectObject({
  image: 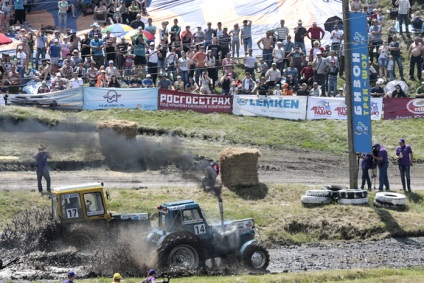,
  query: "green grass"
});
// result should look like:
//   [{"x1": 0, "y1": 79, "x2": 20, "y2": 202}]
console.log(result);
[
  {"x1": 2, "y1": 185, "x2": 424, "y2": 244},
  {"x1": 27, "y1": 267, "x2": 424, "y2": 283},
  {"x1": 2, "y1": 107, "x2": 424, "y2": 160}
]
